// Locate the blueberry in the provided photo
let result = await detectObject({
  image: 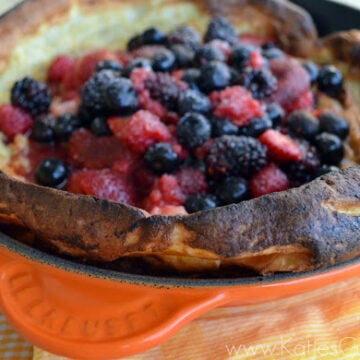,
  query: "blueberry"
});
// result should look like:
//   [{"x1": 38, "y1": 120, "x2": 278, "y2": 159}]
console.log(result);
[
  {"x1": 90, "y1": 117, "x2": 112, "y2": 137},
  {"x1": 302, "y1": 61, "x2": 319, "y2": 85},
  {"x1": 181, "y1": 68, "x2": 200, "y2": 90},
  {"x1": 127, "y1": 34, "x2": 143, "y2": 51},
  {"x1": 315, "y1": 164, "x2": 340, "y2": 178},
  {"x1": 318, "y1": 111, "x2": 349, "y2": 140},
  {"x1": 144, "y1": 142, "x2": 180, "y2": 174},
  {"x1": 105, "y1": 77, "x2": 139, "y2": 115},
  {"x1": 231, "y1": 44, "x2": 254, "y2": 70},
  {"x1": 152, "y1": 49, "x2": 176, "y2": 72},
  {"x1": 123, "y1": 58, "x2": 152, "y2": 77},
  {"x1": 53, "y1": 114, "x2": 82, "y2": 142},
  {"x1": 35, "y1": 158, "x2": 69, "y2": 188},
  {"x1": 266, "y1": 103, "x2": 285, "y2": 128},
  {"x1": 170, "y1": 44, "x2": 195, "y2": 68},
  {"x1": 141, "y1": 27, "x2": 166, "y2": 45},
  {"x1": 194, "y1": 44, "x2": 225, "y2": 65},
  {"x1": 229, "y1": 67, "x2": 240, "y2": 85},
  {"x1": 177, "y1": 112, "x2": 211, "y2": 148},
  {"x1": 317, "y1": 65, "x2": 343, "y2": 98},
  {"x1": 261, "y1": 43, "x2": 284, "y2": 60},
  {"x1": 167, "y1": 25, "x2": 201, "y2": 50},
  {"x1": 204, "y1": 16, "x2": 238, "y2": 45},
  {"x1": 178, "y1": 89, "x2": 211, "y2": 115},
  {"x1": 96, "y1": 60, "x2": 122, "y2": 74},
  {"x1": 211, "y1": 117, "x2": 238, "y2": 137},
  {"x1": 214, "y1": 176, "x2": 249, "y2": 205},
  {"x1": 185, "y1": 193, "x2": 218, "y2": 213},
  {"x1": 239, "y1": 116, "x2": 272, "y2": 137},
  {"x1": 315, "y1": 132, "x2": 344, "y2": 165},
  {"x1": 32, "y1": 115, "x2": 56, "y2": 143},
  {"x1": 198, "y1": 61, "x2": 231, "y2": 93},
  {"x1": 287, "y1": 111, "x2": 320, "y2": 140}
]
